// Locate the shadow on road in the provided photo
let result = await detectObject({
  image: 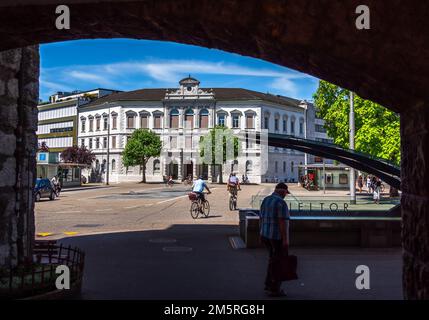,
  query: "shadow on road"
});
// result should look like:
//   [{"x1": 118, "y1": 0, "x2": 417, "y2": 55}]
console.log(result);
[{"x1": 58, "y1": 224, "x2": 403, "y2": 300}]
